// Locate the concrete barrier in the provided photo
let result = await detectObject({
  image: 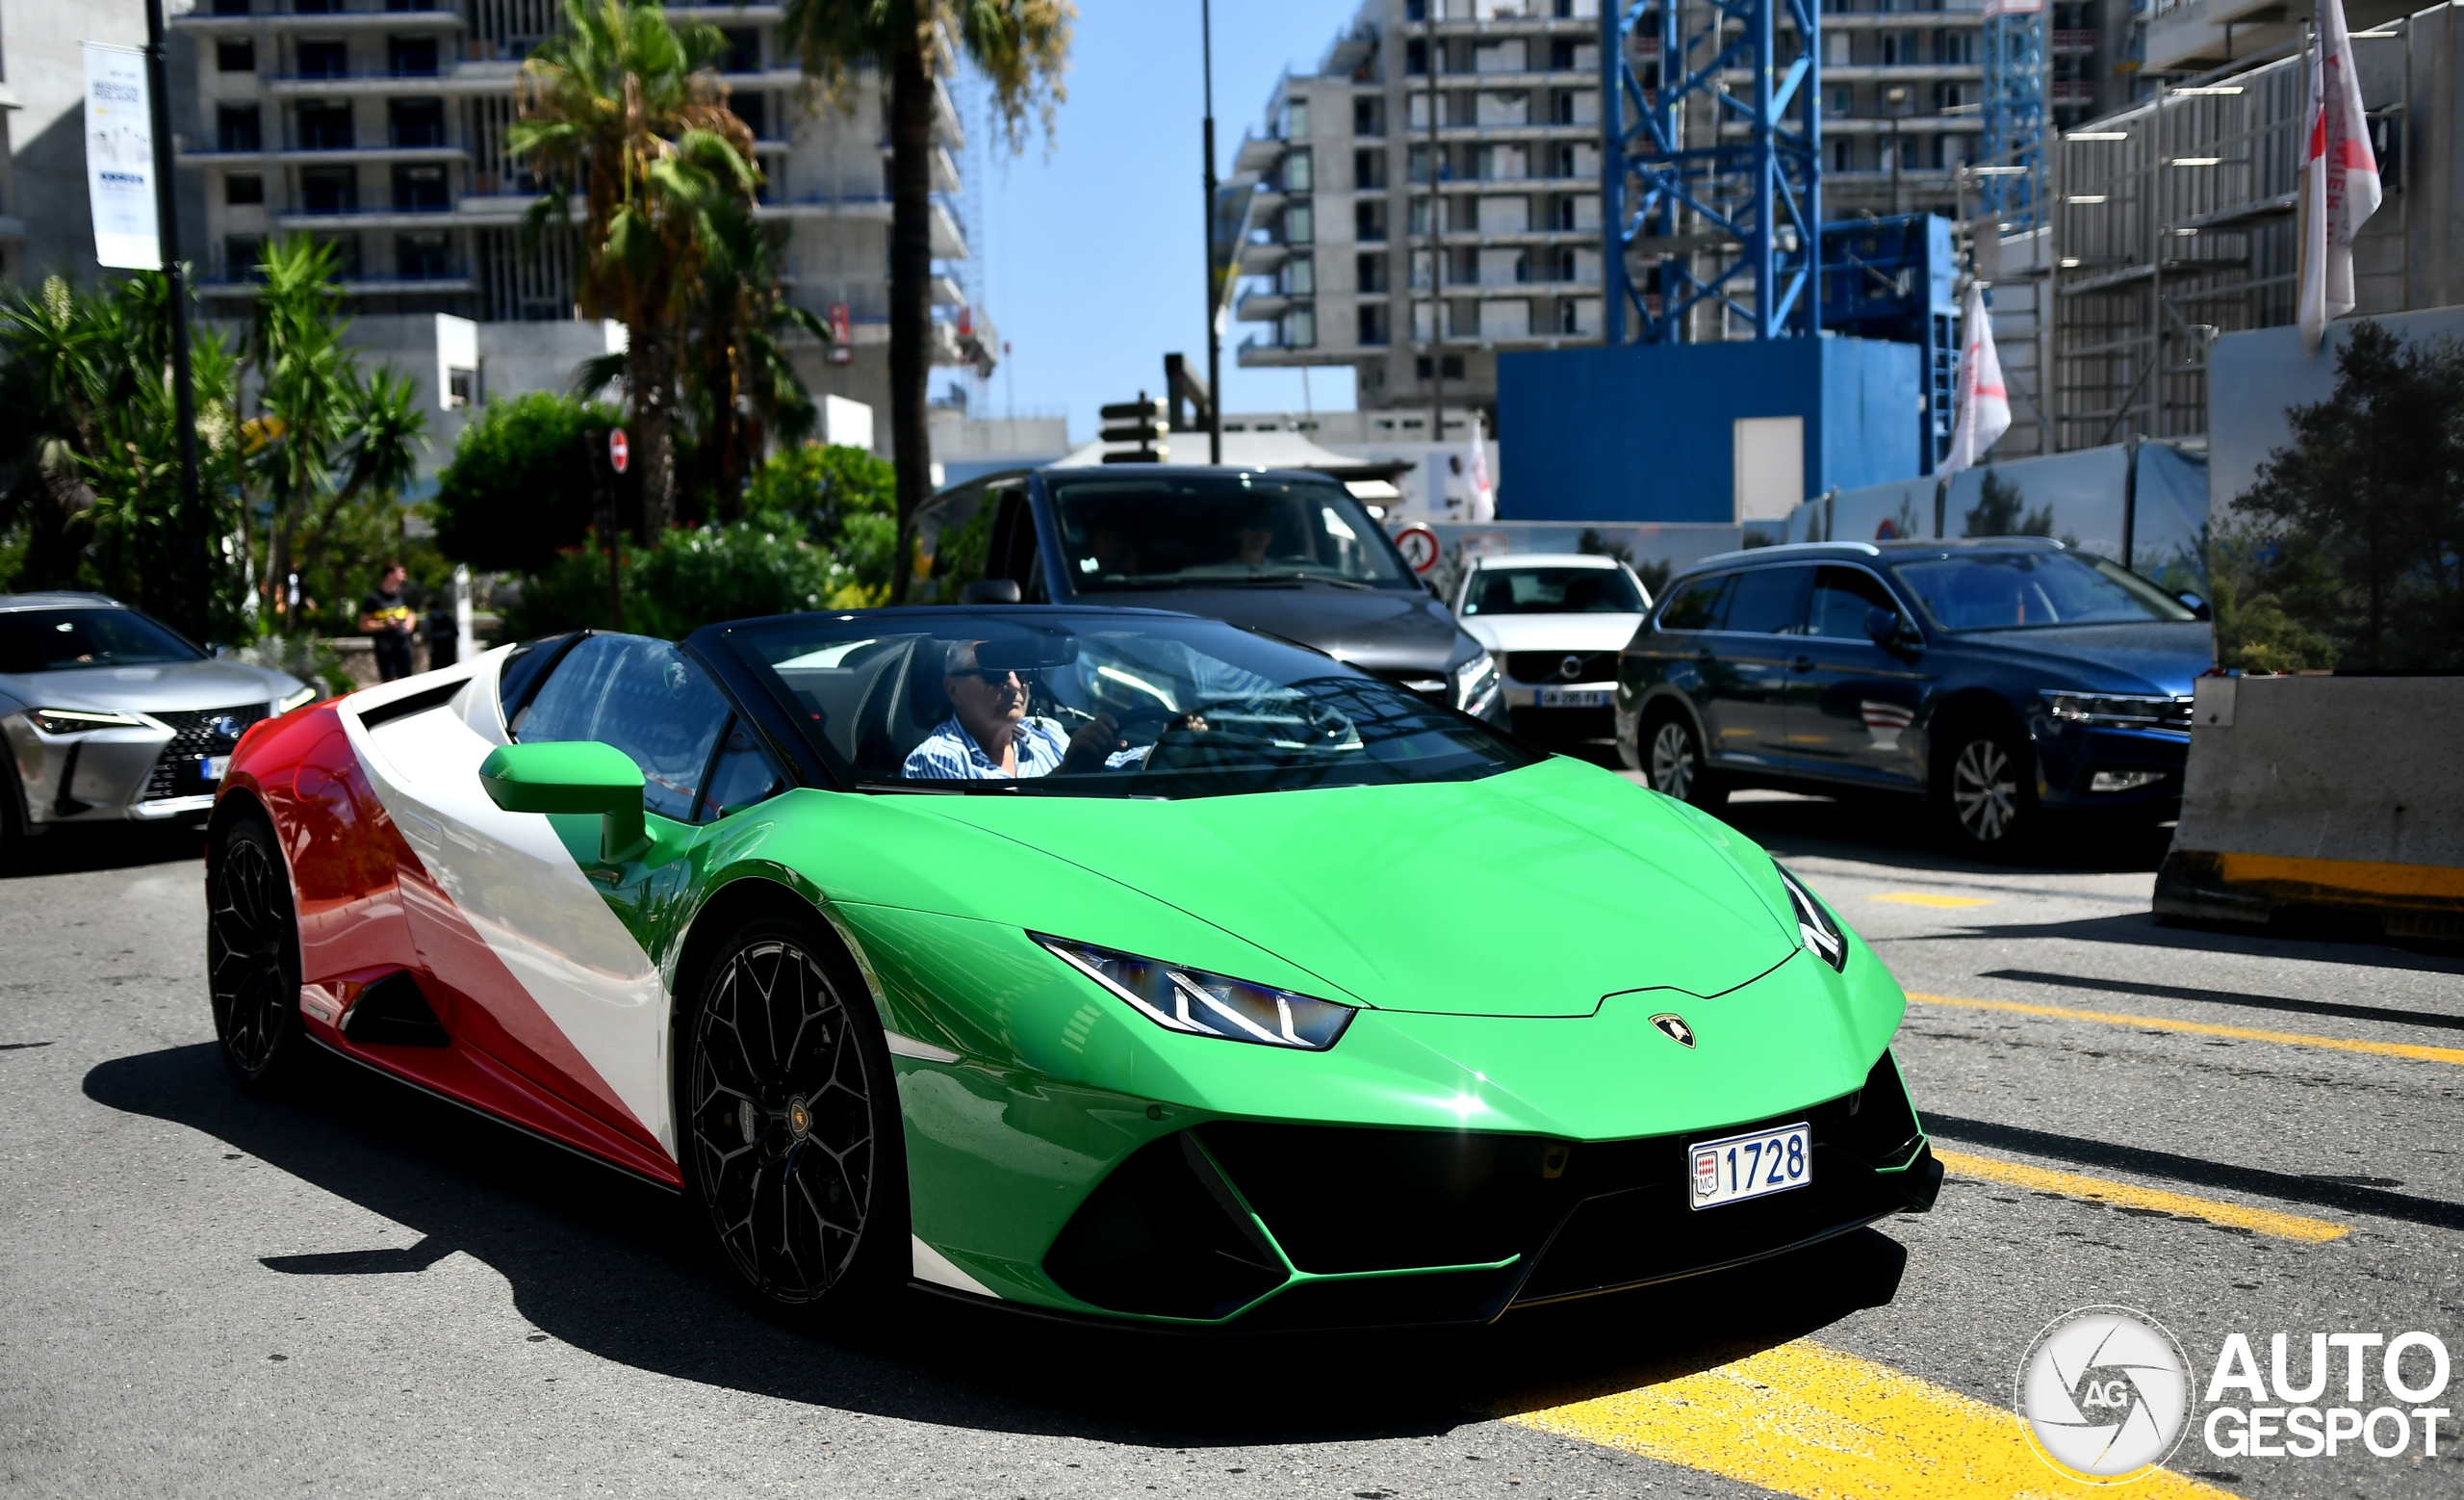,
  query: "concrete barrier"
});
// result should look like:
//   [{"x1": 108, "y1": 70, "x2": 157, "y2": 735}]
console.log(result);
[{"x1": 2154, "y1": 675, "x2": 2464, "y2": 940}]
